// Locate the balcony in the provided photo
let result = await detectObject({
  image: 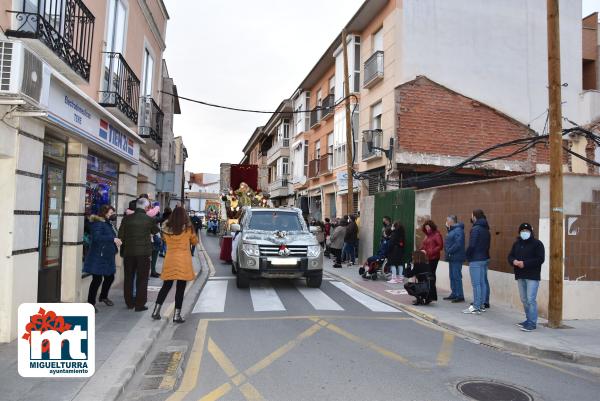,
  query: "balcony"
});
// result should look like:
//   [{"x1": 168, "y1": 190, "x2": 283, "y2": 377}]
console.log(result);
[
  {"x1": 363, "y1": 51, "x2": 384, "y2": 89},
  {"x1": 319, "y1": 154, "x2": 333, "y2": 175},
  {"x1": 268, "y1": 175, "x2": 290, "y2": 198},
  {"x1": 139, "y1": 96, "x2": 164, "y2": 148},
  {"x1": 308, "y1": 159, "x2": 320, "y2": 178},
  {"x1": 99, "y1": 52, "x2": 140, "y2": 126},
  {"x1": 266, "y1": 139, "x2": 289, "y2": 165},
  {"x1": 362, "y1": 129, "x2": 383, "y2": 160},
  {"x1": 6, "y1": 0, "x2": 95, "y2": 82},
  {"x1": 321, "y1": 94, "x2": 334, "y2": 120},
  {"x1": 310, "y1": 107, "x2": 321, "y2": 128}
]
